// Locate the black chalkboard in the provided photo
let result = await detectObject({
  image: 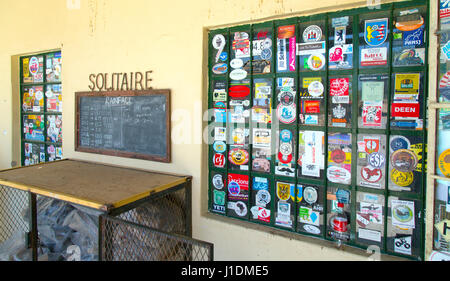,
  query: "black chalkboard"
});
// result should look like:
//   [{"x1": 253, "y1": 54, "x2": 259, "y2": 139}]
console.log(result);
[{"x1": 75, "y1": 90, "x2": 171, "y2": 162}]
